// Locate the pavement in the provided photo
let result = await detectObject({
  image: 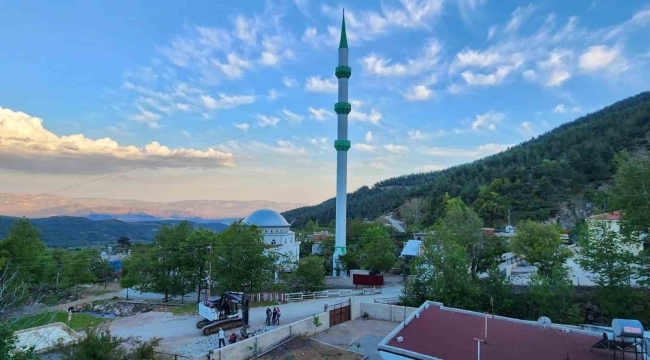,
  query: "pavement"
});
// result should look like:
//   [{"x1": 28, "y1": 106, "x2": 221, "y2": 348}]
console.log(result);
[{"x1": 108, "y1": 285, "x2": 404, "y2": 354}]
